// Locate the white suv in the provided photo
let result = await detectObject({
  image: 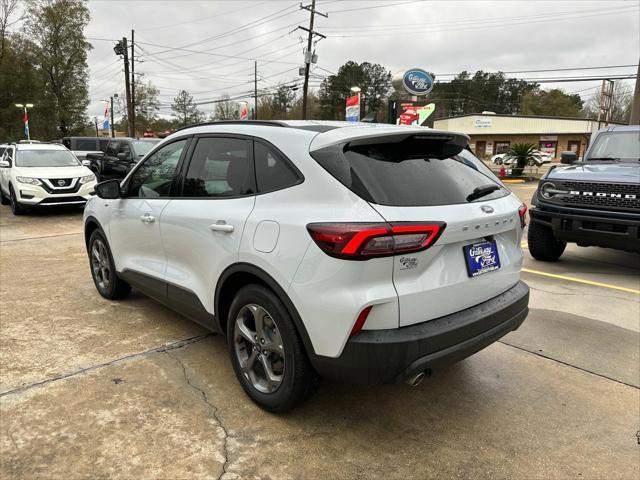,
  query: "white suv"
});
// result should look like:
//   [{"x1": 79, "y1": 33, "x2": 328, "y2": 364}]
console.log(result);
[
  {"x1": 0, "y1": 142, "x2": 97, "y2": 215},
  {"x1": 84, "y1": 121, "x2": 530, "y2": 412}
]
